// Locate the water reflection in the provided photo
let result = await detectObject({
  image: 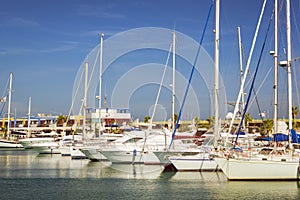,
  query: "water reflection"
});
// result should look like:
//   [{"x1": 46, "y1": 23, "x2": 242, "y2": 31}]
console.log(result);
[
  {"x1": 0, "y1": 150, "x2": 164, "y2": 179},
  {"x1": 0, "y1": 151, "x2": 300, "y2": 199}
]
